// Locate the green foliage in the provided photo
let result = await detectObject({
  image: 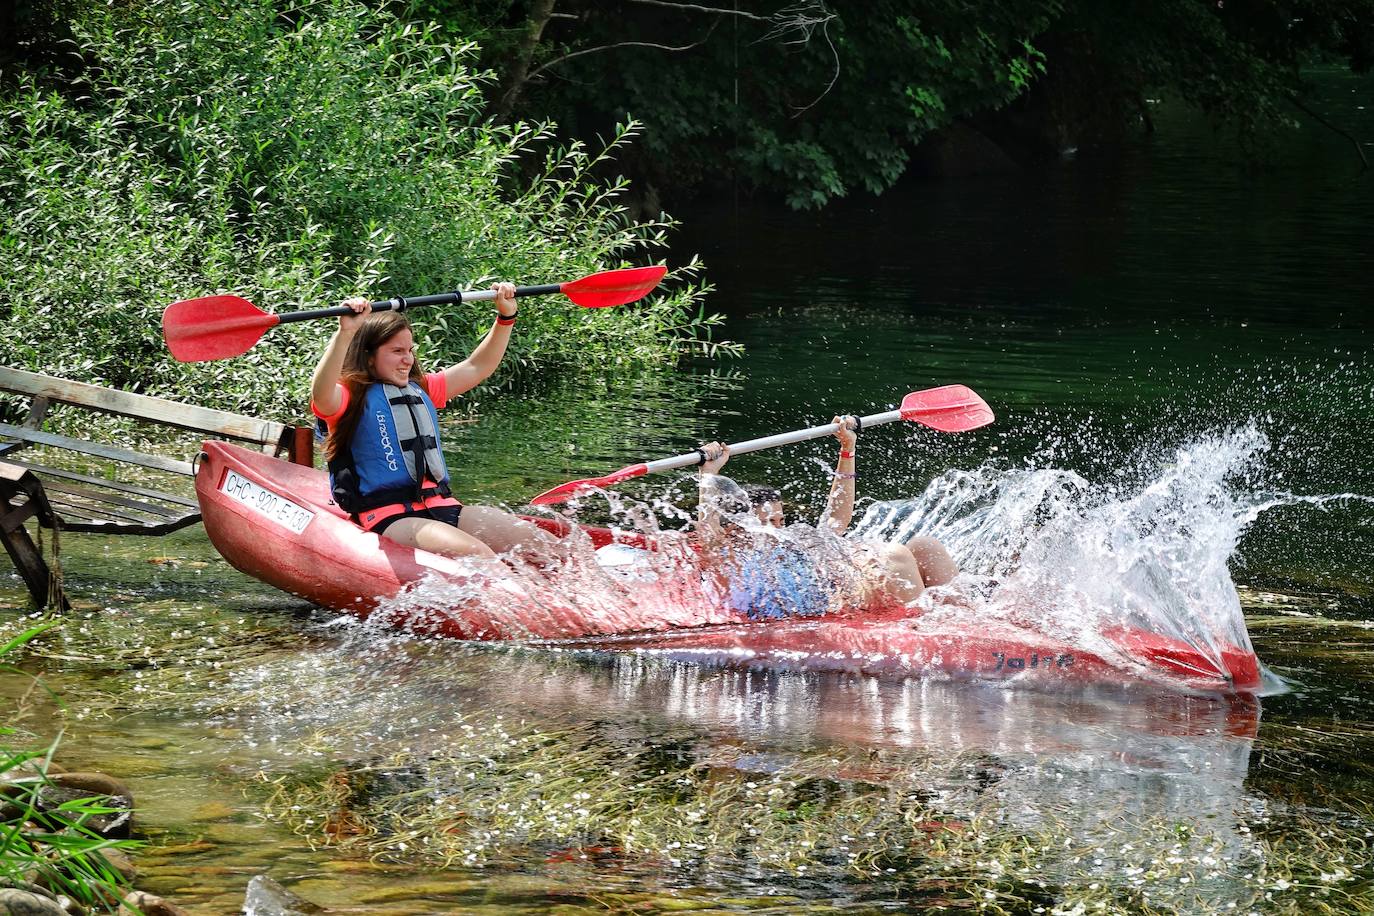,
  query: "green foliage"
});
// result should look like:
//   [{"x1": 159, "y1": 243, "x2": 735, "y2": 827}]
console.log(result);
[
  {"x1": 0, "y1": 620, "x2": 137, "y2": 908},
  {"x1": 478, "y1": 0, "x2": 1059, "y2": 209},
  {"x1": 1034, "y1": 0, "x2": 1374, "y2": 141},
  {"x1": 0, "y1": 0, "x2": 730, "y2": 421},
  {"x1": 0, "y1": 0, "x2": 79, "y2": 75},
  {"x1": 421, "y1": 0, "x2": 1373, "y2": 208}
]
